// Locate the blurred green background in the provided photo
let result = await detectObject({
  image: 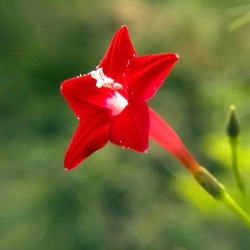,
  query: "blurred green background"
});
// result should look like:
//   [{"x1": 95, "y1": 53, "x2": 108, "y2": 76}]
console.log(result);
[{"x1": 1, "y1": 0, "x2": 250, "y2": 249}]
